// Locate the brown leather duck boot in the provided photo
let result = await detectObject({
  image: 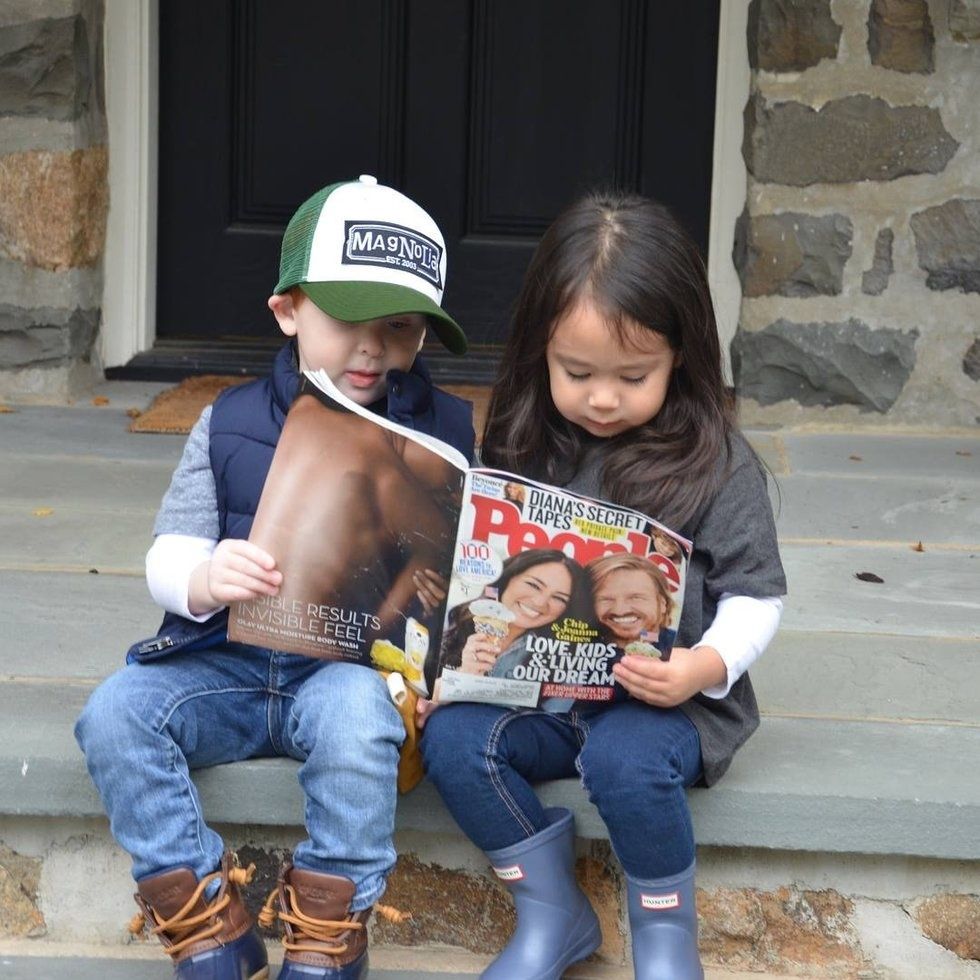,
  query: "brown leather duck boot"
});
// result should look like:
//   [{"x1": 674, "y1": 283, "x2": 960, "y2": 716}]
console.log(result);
[
  {"x1": 130, "y1": 851, "x2": 269, "y2": 979},
  {"x1": 259, "y1": 862, "x2": 369, "y2": 979}
]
